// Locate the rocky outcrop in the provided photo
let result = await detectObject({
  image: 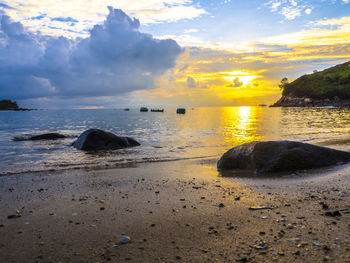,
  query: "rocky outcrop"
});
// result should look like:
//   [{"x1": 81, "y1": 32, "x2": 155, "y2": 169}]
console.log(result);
[
  {"x1": 72, "y1": 128, "x2": 140, "y2": 151},
  {"x1": 217, "y1": 141, "x2": 350, "y2": 174},
  {"x1": 270, "y1": 96, "x2": 350, "y2": 107}
]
